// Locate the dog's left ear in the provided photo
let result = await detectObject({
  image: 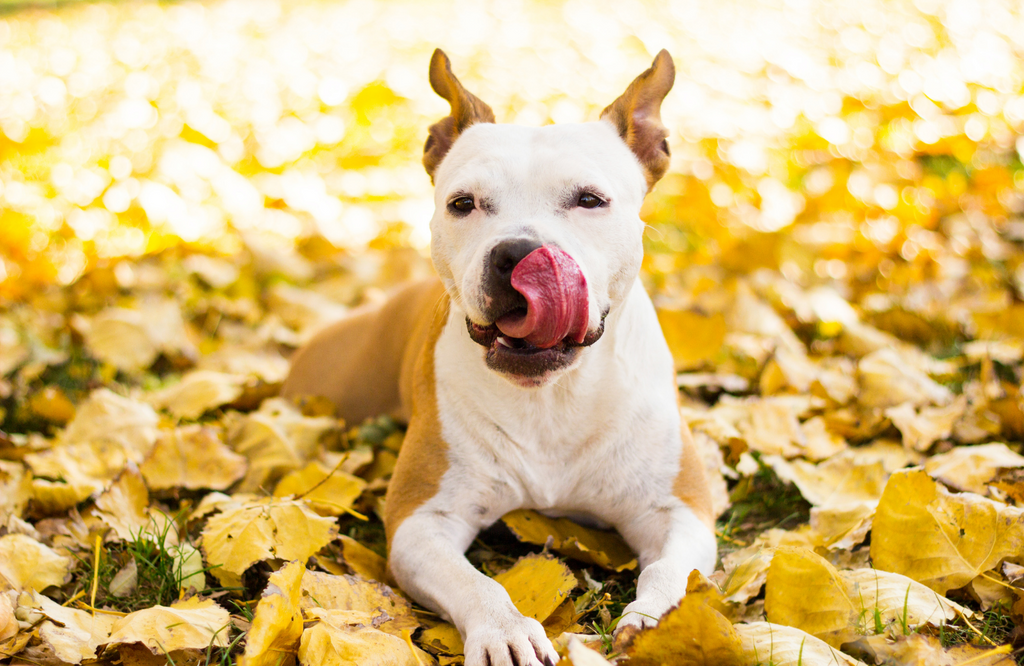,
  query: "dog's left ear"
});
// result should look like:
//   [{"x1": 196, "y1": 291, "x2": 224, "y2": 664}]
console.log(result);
[
  {"x1": 423, "y1": 49, "x2": 496, "y2": 183},
  {"x1": 600, "y1": 50, "x2": 675, "y2": 191}
]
